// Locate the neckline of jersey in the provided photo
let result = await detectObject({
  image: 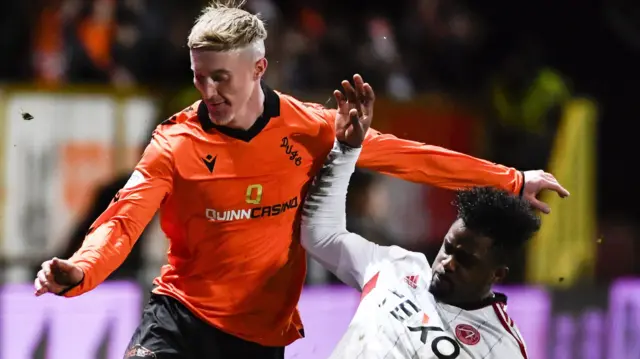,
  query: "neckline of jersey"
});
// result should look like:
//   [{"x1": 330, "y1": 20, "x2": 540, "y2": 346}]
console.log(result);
[{"x1": 197, "y1": 81, "x2": 281, "y2": 142}]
